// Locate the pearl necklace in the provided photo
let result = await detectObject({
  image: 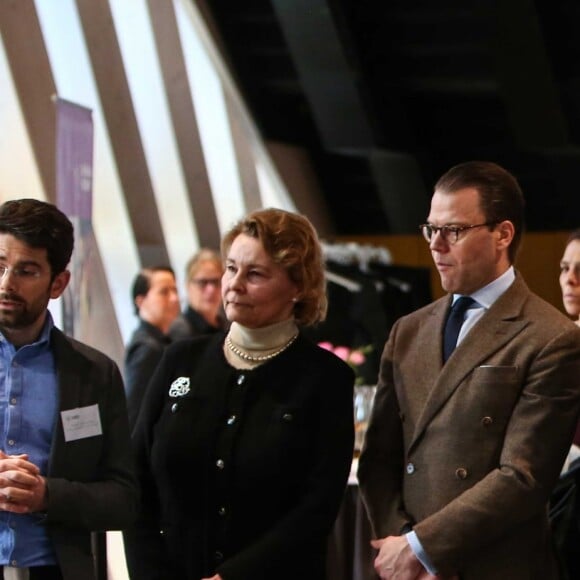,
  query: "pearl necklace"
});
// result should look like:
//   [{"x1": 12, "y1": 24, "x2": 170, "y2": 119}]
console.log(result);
[{"x1": 225, "y1": 332, "x2": 298, "y2": 362}]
